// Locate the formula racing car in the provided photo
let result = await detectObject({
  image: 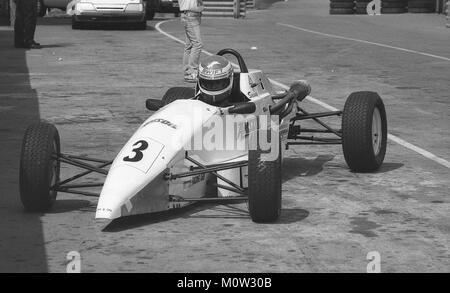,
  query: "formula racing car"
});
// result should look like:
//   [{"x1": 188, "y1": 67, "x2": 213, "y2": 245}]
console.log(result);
[{"x1": 19, "y1": 49, "x2": 387, "y2": 223}]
